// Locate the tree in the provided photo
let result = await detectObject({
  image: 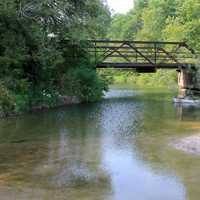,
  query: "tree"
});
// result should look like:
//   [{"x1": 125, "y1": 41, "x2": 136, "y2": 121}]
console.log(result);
[
  {"x1": 106, "y1": 0, "x2": 200, "y2": 88},
  {"x1": 0, "y1": 0, "x2": 111, "y2": 114}
]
